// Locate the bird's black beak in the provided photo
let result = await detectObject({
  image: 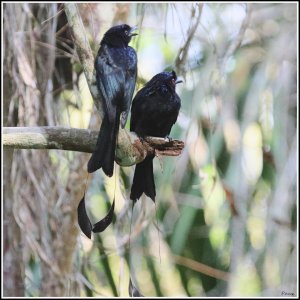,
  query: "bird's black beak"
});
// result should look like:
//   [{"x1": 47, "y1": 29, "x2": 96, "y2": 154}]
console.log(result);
[
  {"x1": 176, "y1": 79, "x2": 183, "y2": 84},
  {"x1": 129, "y1": 25, "x2": 138, "y2": 37}
]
